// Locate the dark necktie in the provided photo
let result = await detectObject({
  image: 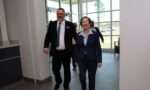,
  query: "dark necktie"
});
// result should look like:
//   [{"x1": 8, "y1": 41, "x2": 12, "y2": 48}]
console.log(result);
[{"x1": 57, "y1": 22, "x2": 61, "y2": 47}]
